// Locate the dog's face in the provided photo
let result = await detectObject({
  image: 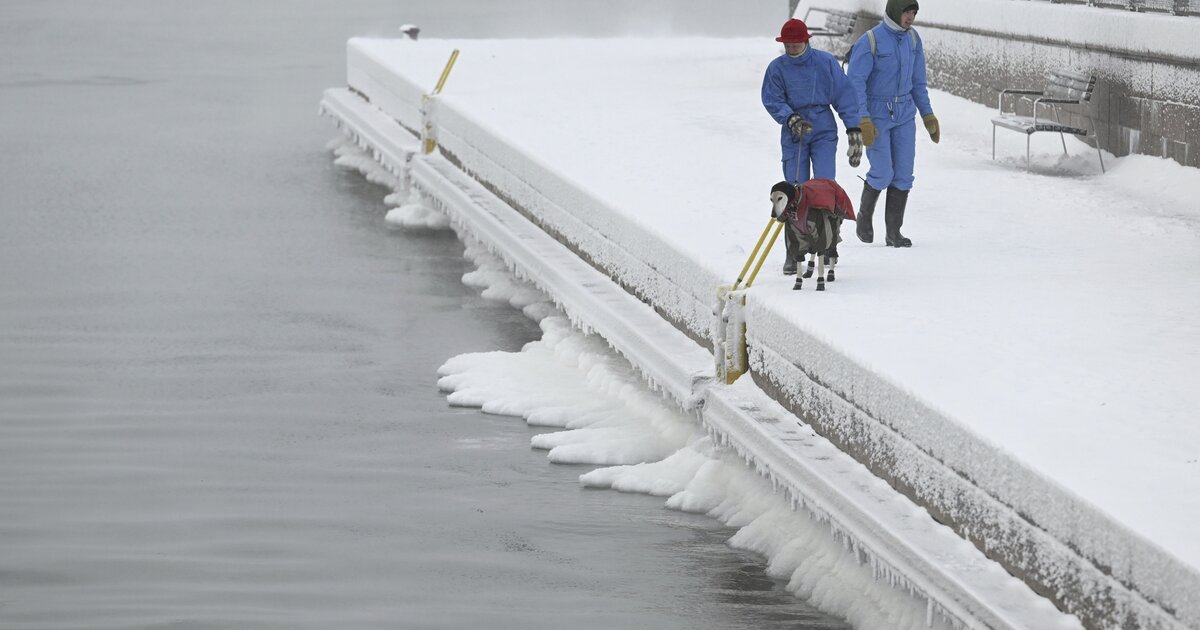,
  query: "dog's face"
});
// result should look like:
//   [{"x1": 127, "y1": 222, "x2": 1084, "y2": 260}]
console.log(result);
[
  {"x1": 770, "y1": 190, "x2": 790, "y2": 218},
  {"x1": 770, "y1": 181, "x2": 799, "y2": 218}
]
